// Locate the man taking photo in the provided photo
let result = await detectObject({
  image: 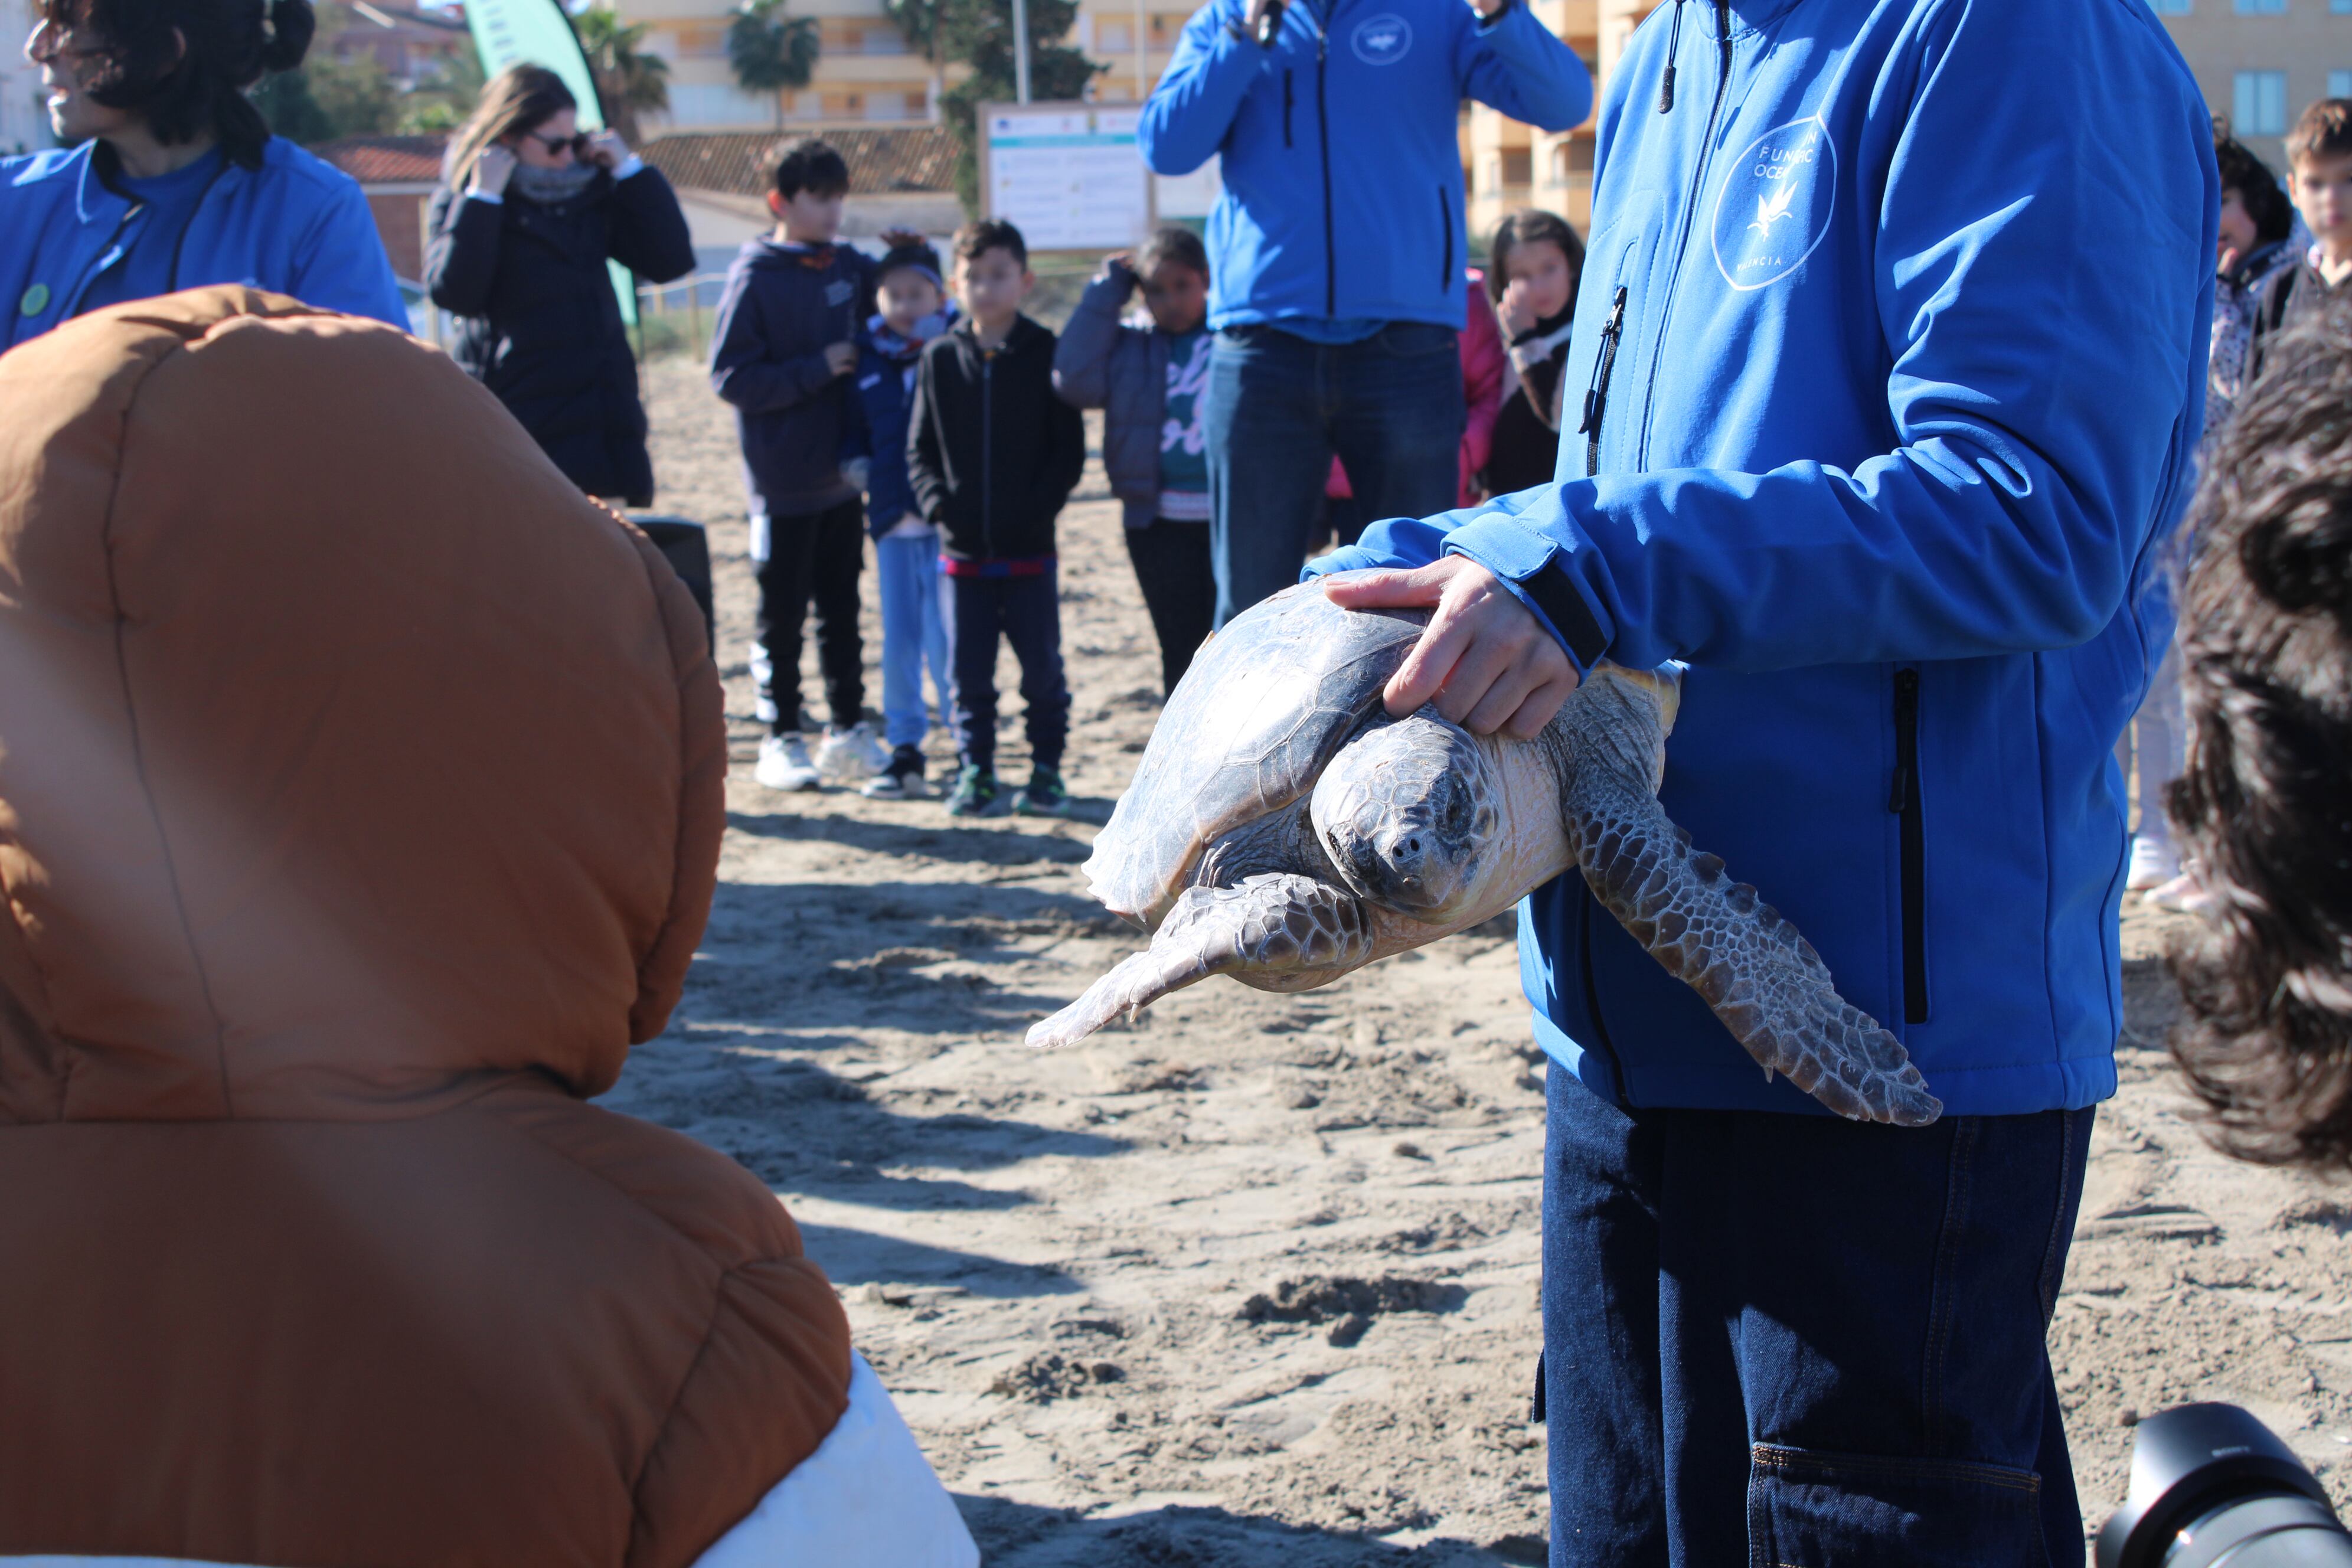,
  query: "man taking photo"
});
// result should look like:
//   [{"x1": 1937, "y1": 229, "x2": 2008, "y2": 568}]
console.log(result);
[
  {"x1": 1140, "y1": 0, "x2": 1589, "y2": 626},
  {"x1": 1310, "y1": 0, "x2": 2216, "y2": 1560}
]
